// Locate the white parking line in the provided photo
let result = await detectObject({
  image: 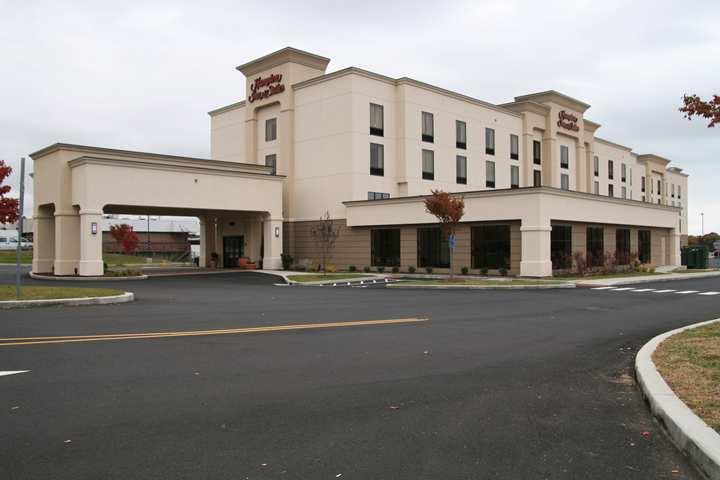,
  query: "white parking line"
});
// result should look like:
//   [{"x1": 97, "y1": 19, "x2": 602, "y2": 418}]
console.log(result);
[
  {"x1": 675, "y1": 290, "x2": 700, "y2": 294},
  {"x1": 653, "y1": 289, "x2": 676, "y2": 293},
  {"x1": 612, "y1": 287, "x2": 635, "y2": 291},
  {"x1": 698, "y1": 291, "x2": 720, "y2": 296},
  {"x1": 0, "y1": 370, "x2": 29, "y2": 377},
  {"x1": 631, "y1": 289, "x2": 656, "y2": 292},
  {"x1": 592, "y1": 286, "x2": 616, "y2": 290}
]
